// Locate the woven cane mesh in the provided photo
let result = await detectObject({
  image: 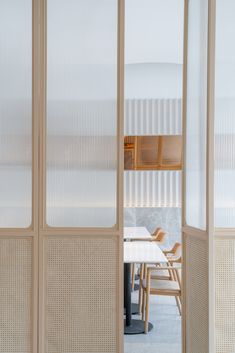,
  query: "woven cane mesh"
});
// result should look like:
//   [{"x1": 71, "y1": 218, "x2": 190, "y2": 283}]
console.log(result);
[
  {"x1": 0, "y1": 238, "x2": 32, "y2": 353},
  {"x1": 44, "y1": 237, "x2": 118, "y2": 353},
  {"x1": 215, "y1": 239, "x2": 235, "y2": 353},
  {"x1": 185, "y1": 235, "x2": 208, "y2": 353}
]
